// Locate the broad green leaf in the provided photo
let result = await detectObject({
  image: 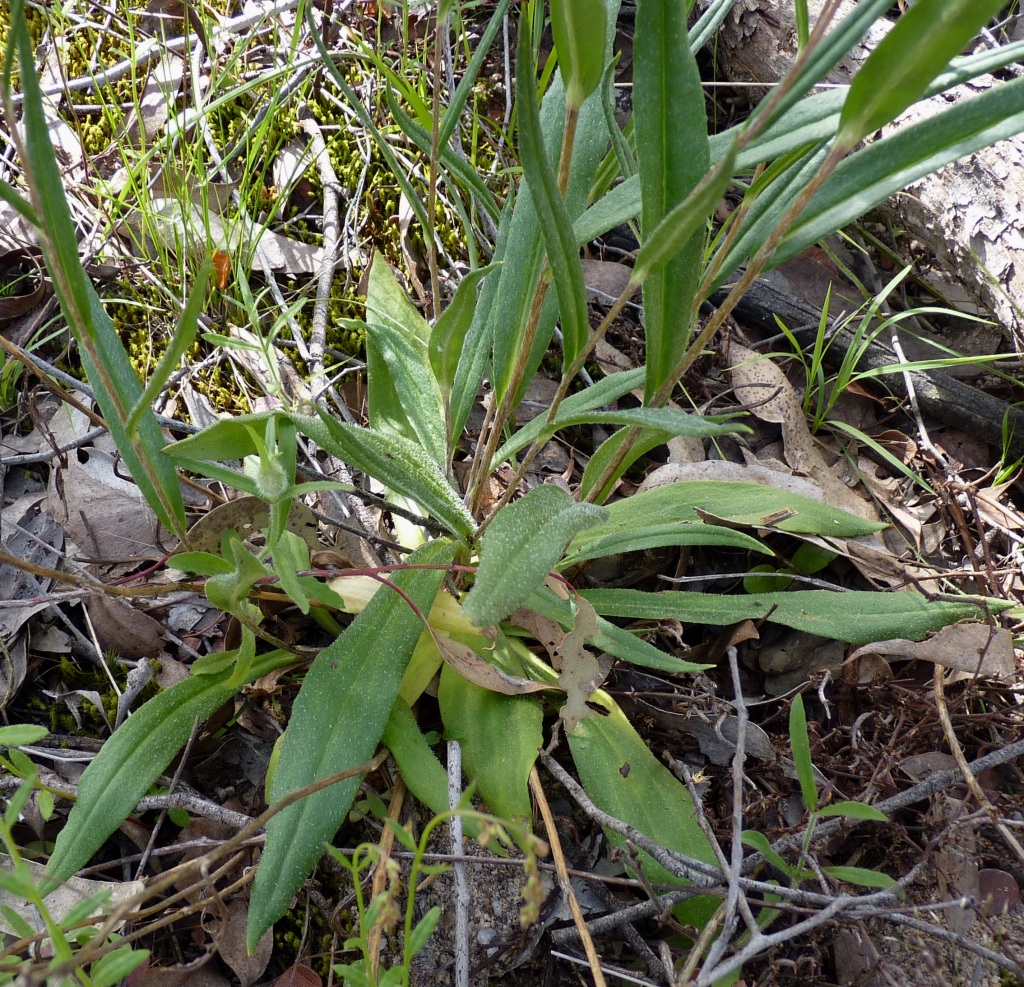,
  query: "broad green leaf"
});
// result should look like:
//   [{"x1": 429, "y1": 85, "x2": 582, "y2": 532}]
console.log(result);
[
  {"x1": 516, "y1": 18, "x2": 591, "y2": 373},
  {"x1": 45, "y1": 649, "x2": 295, "y2": 885},
  {"x1": 364, "y1": 320, "x2": 447, "y2": 469},
  {"x1": 568, "y1": 482, "x2": 884, "y2": 566},
  {"x1": 568, "y1": 689, "x2": 719, "y2": 928},
  {"x1": 382, "y1": 698, "x2": 482, "y2": 840},
  {"x1": 837, "y1": 0, "x2": 1006, "y2": 147},
  {"x1": 363, "y1": 256, "x2": 447, "y2": 467},
  {"x1": 525, "y1": 586, "x2": 712, "y2": 674},
  {"x1": 5, "y1": 7, "x2": 185, "y2": 538},
  {"x1": 248, "y1": 540, "x2": 456, "y2": 950},
  {"x1": 0, "y1": 725, "x2": 47, "y2": 747},
  {"x1": 438, "y1": 664, "x2": 543, "y2": 822},
  {"x1": 550, "y1": 0, "x2": 608, "y2": 108},
  {"x1": 301, "y1": 411, "x2": 475, "y2": 541},
  {"x1": 789, "y1": 695, "x2": 818, "y2": 813},
  {"x1": 582, "y1": 588, "x2": 1009, "y2": 645},
  {"x1": 462, "y1": 485, "x2": 606, "y2": 627},
  {"x1": 634, "y1": 0, "x2": 709, "y2": 402},
  {"x1": 630, "y1": 141, "x2": 736, "y2": 287},
  {"x1": 560, "y1": 520, "x2": 767, "y2": 569}
]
